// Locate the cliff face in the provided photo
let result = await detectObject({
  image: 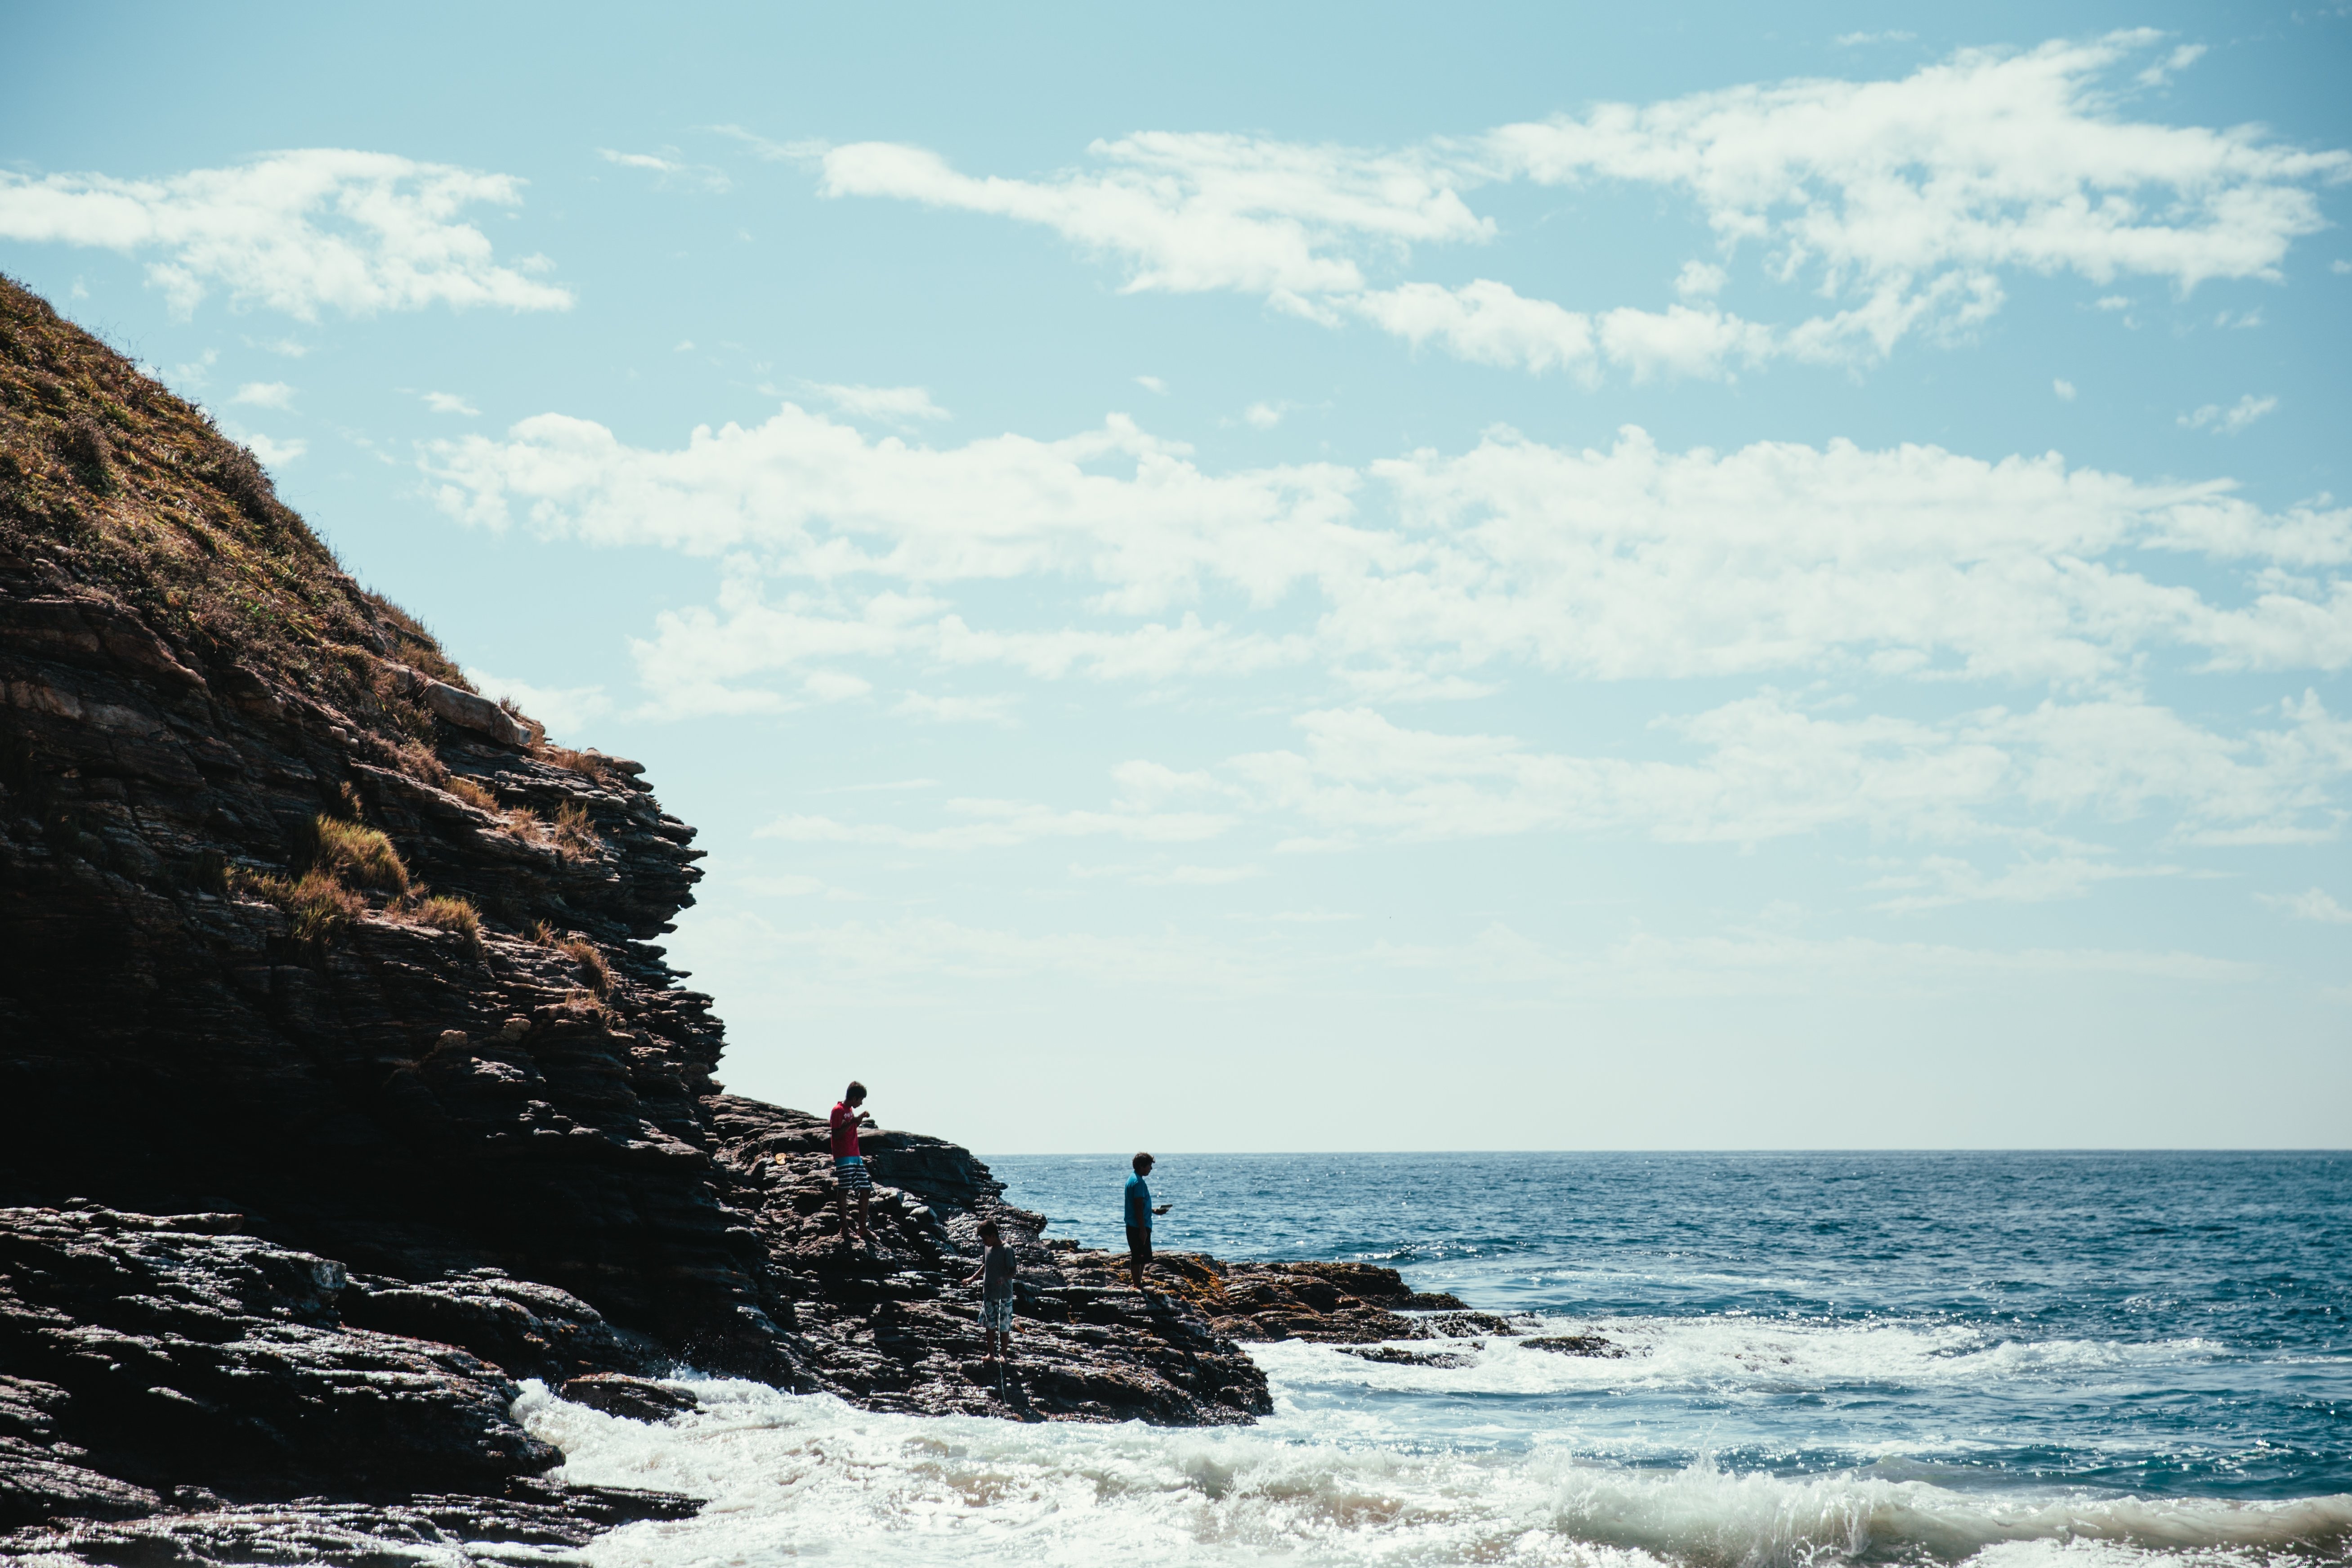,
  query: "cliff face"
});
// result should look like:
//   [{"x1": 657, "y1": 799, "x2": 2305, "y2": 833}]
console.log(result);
[{"x1": 0, "y1": 274, "x2": 786, "y2": 1381}]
